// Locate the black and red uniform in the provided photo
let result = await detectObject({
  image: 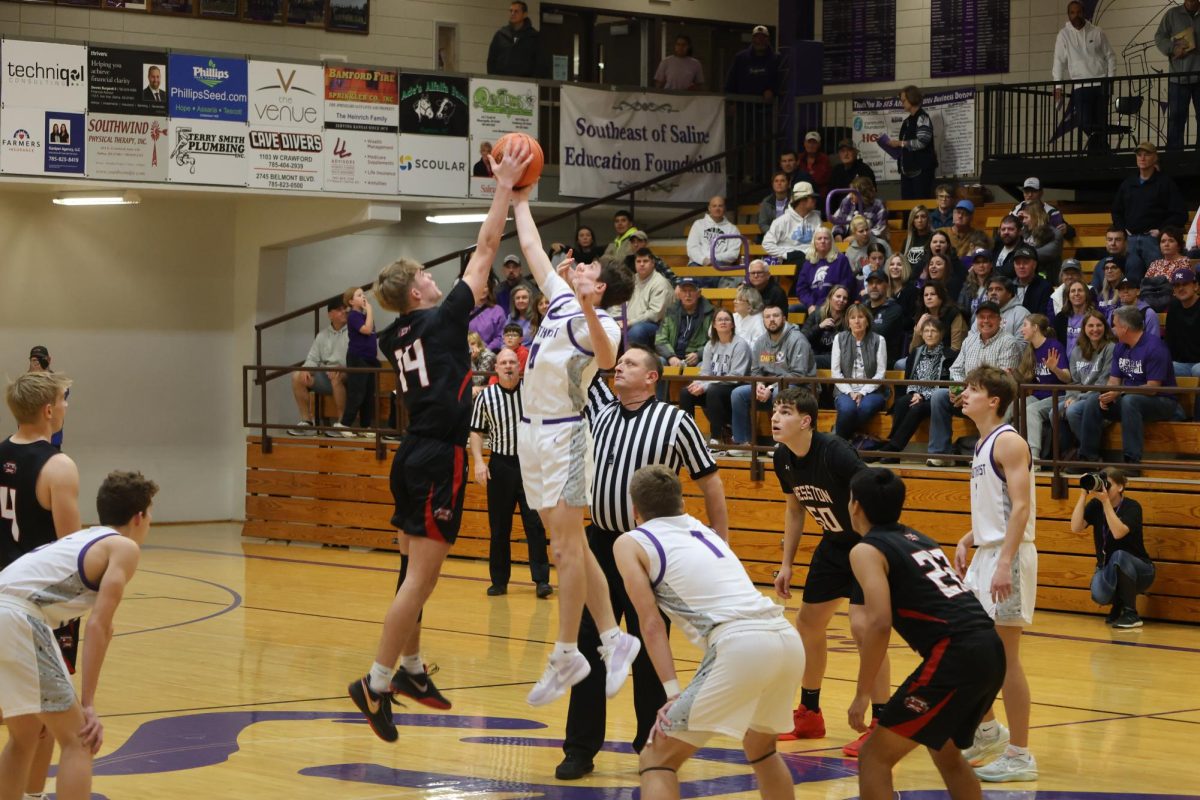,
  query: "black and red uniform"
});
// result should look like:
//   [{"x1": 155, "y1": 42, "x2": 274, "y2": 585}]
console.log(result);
[
  {"x1": 378, "y1": 281, "x2": 475, "y2": 544},
  {"x1": 861, "y1": 522, "x2": 1005, "y2": 749}
]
